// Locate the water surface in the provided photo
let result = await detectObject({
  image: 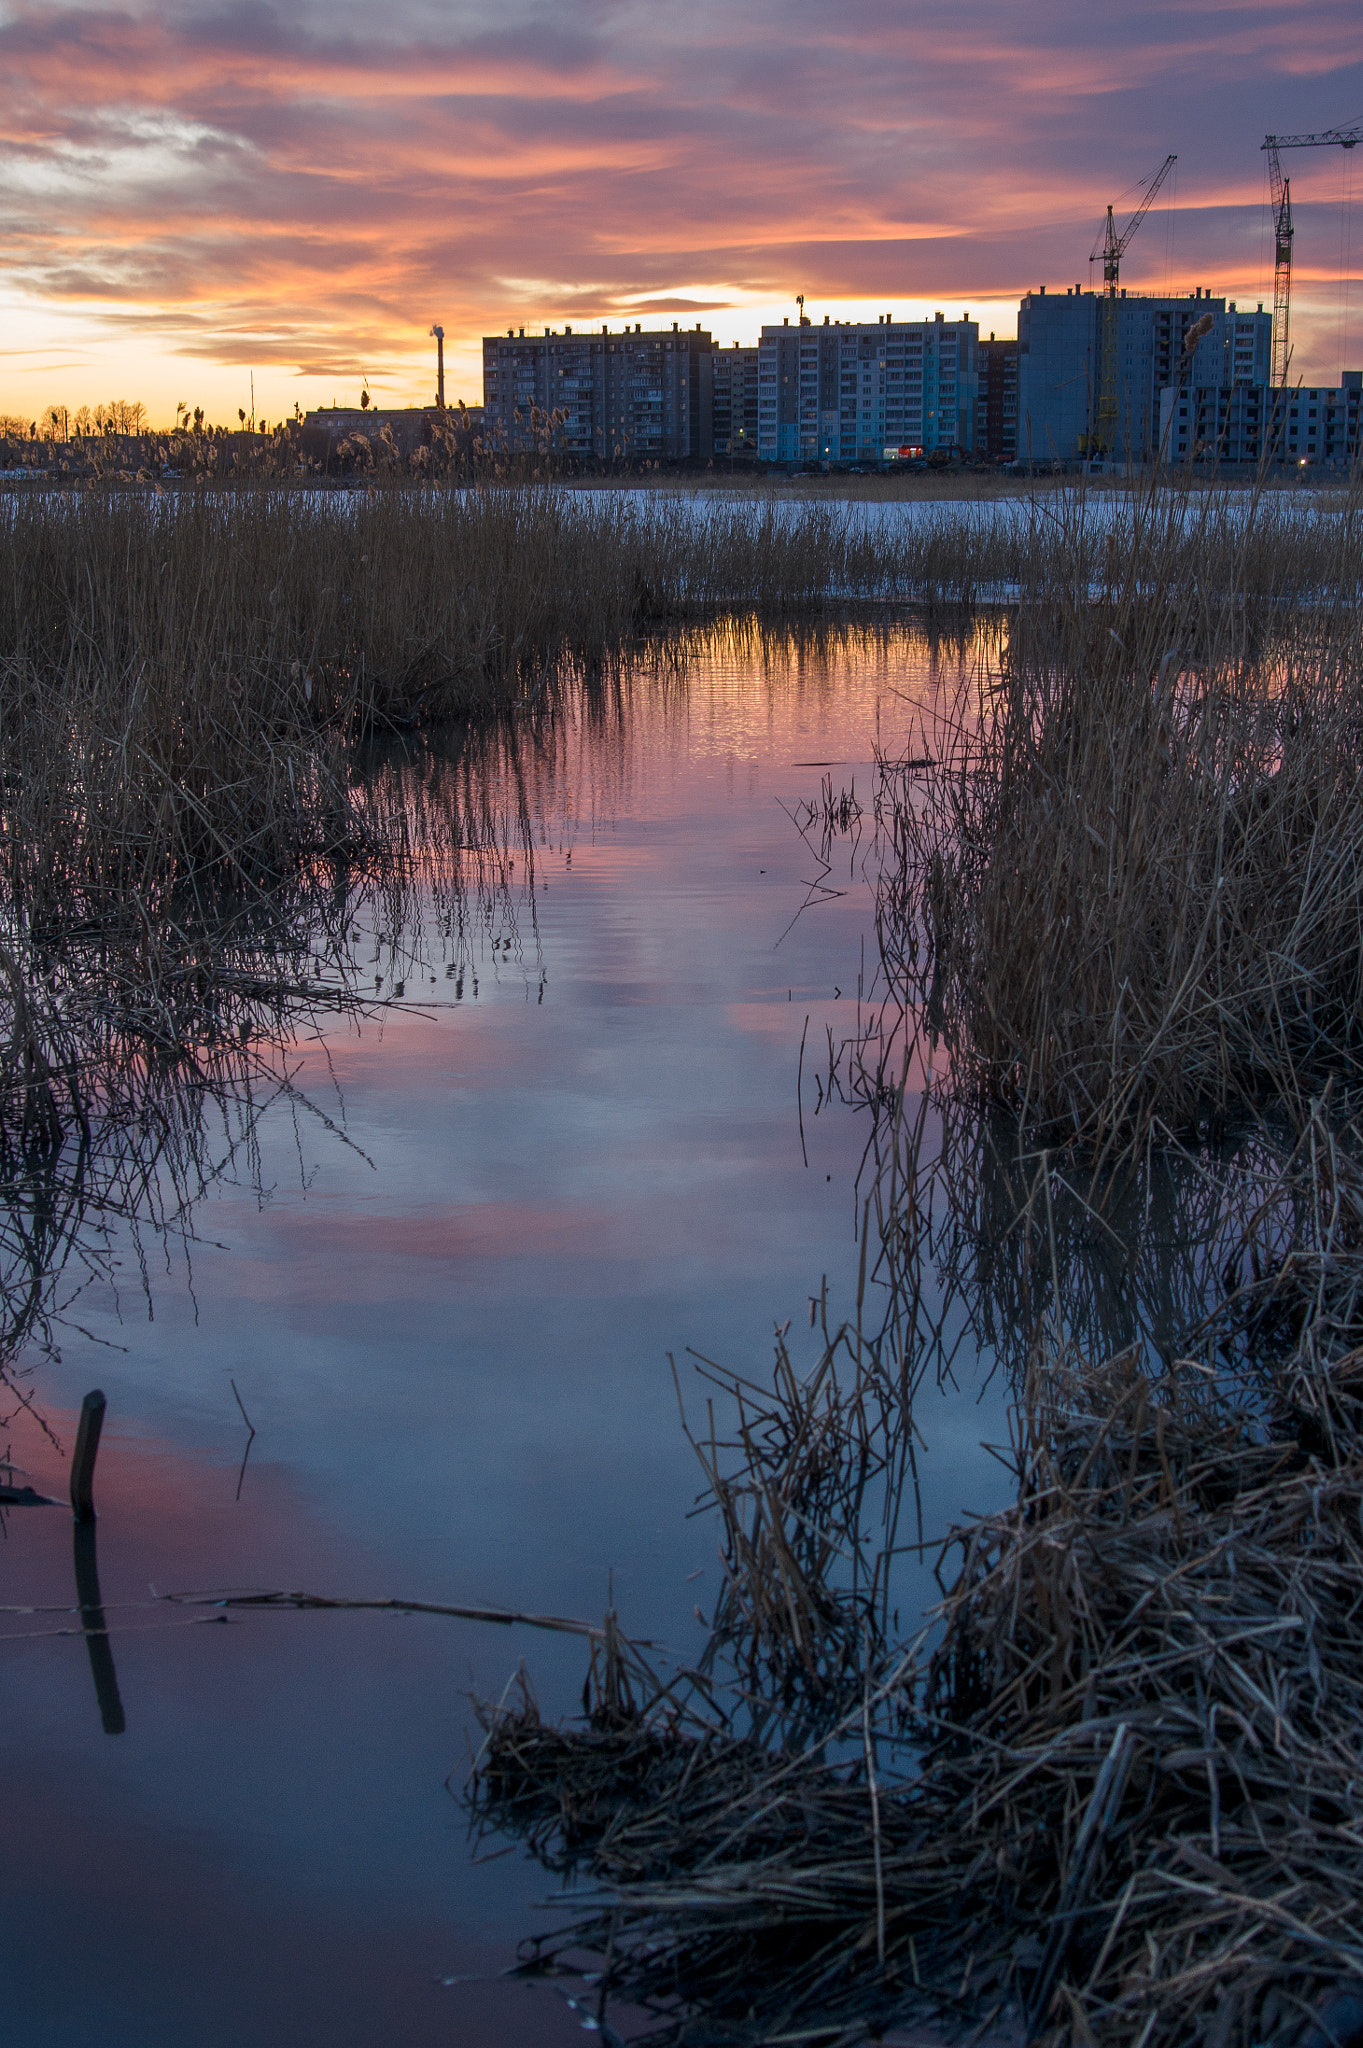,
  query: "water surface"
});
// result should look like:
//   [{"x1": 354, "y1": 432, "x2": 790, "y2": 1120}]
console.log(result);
[{"x1": 1, "y1": 618, "x2": 1011, "y2": 2046}]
